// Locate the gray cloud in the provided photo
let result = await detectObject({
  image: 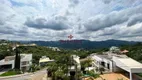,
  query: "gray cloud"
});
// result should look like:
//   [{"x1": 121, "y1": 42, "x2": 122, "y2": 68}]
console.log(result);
[
  {"x1": 100, "y1": 23, "x2": 142, "y2": 38},
  {"x1": 84, "y1": 14, "x2": 127, "y2": 31},
  {"x1": 0, "y1": 14, "x2": 16, "y2": 25},
  {"x1": 93, "y1": 0, "x2": 112, "y2": 4},
  {"x1": 0, "y1": 23, "x2": 29, "y2": 37},
  {"x1": 69, "y1": 0, "x2": 79, "y2": 7},
  {"x1": 0, "y1": 26, "x2": 14, "y2": 34},
  {"x1": 116, "y1": 27, "x2": 142, "y2": 38},
  {"x1": 25, "y1": 17, "x2": 70, "y2": 30},
  {"x1": 0, "y1": 20, "x2": 4, "y2": 25},
  {"x1": 99, "y1": 27, "x2": 118, "y2": 36},
  {"x1": 102, "y1": 0, "x2": 112, "y2": 4},
  {"x1": 80, "y1": 22, "x2": 142, "y2": 41},
  {"x1": 127, "y1": 14, "x2": 142, "y2": 26},
  {"x1": 83, "y1": 5, "x2": 142, "y2": 31}
]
